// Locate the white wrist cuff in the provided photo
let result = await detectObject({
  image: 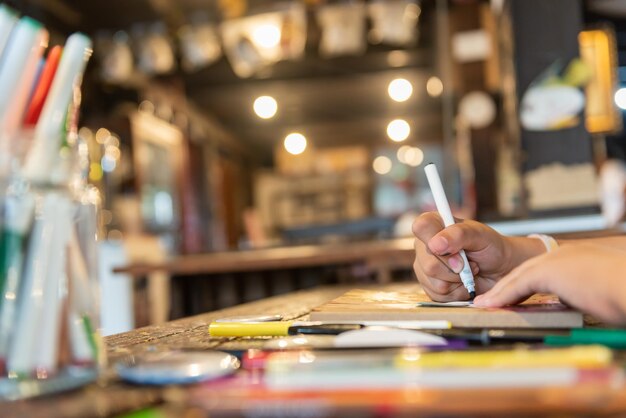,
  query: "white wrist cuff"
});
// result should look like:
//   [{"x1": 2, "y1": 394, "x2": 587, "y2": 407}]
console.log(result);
[{"x1": 527, "y1": 234, "x2": 559, "y2": 253}]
